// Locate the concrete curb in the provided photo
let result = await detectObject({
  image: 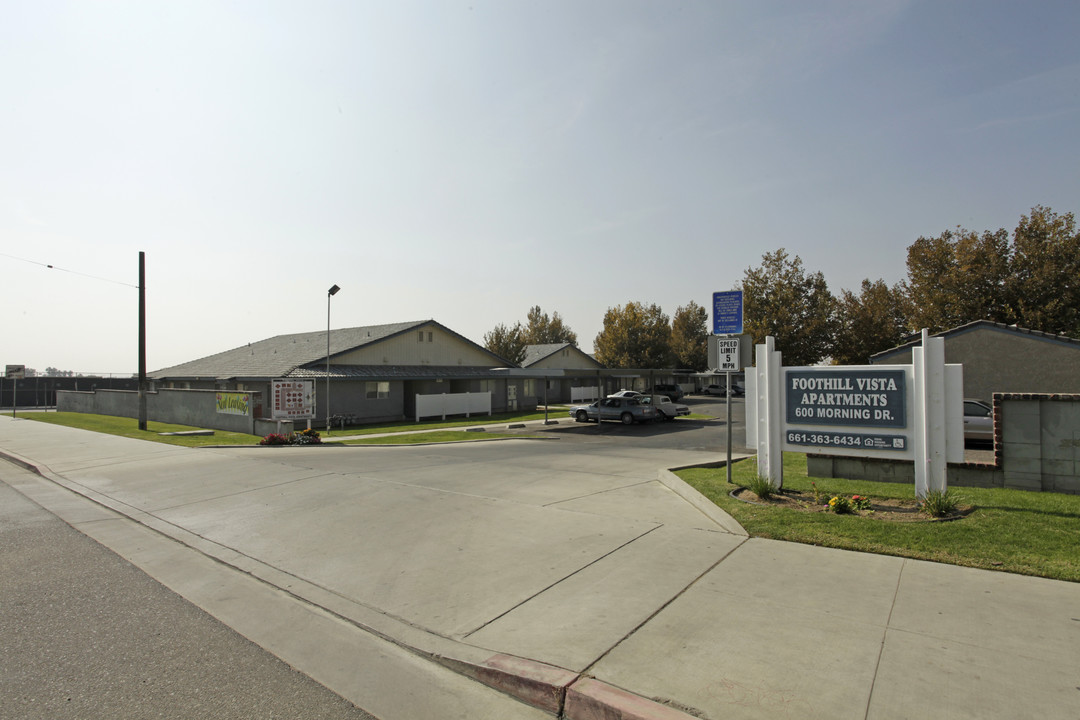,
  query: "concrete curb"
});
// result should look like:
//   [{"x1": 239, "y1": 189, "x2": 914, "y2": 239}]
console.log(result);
[
  {"x1": 566, "y1": 678, "x2": 702, "y2": 720},
  {"x1": 657, "y1": 468, "x2": 748, "y2": 536},
  {"x1": 0, "y1": 446, "x2": 722, "y2": 719}
]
